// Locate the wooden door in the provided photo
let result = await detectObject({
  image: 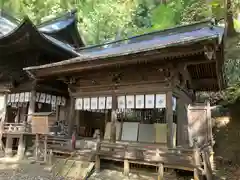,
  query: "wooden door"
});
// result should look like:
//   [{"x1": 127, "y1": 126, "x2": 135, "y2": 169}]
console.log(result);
[{"x1": 187, "y1": 102, "x2": 212, "y2": 147}]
